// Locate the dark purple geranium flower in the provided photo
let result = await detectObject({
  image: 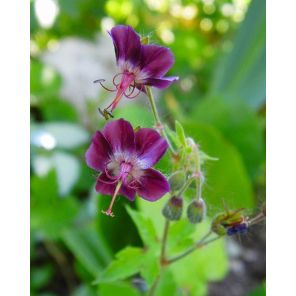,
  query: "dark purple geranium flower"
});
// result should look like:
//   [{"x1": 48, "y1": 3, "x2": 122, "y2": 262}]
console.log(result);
[
  {"x1": 96, "y1": 25, "x2": 179, "y2": 116},
  {"x1": 85, "y1": 118, "x2": 170, "y2": 216}
]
